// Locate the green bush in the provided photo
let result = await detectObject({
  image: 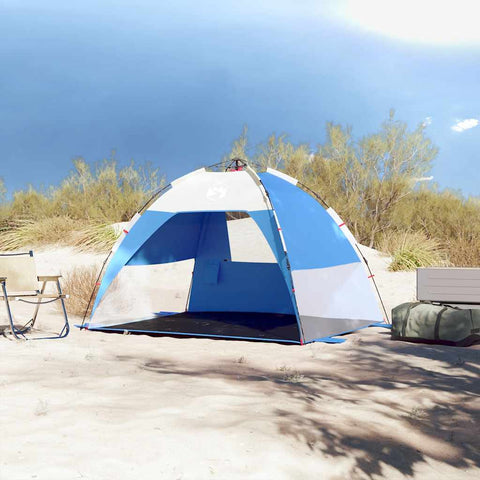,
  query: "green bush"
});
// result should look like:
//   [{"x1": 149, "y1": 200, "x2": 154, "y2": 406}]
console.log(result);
[
  {"x1": 379, "y1": 231, "x2": 449, "y2": 271},
  {"x1": 389, "y1": 189, "x2": 480, "y2": 267}
]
